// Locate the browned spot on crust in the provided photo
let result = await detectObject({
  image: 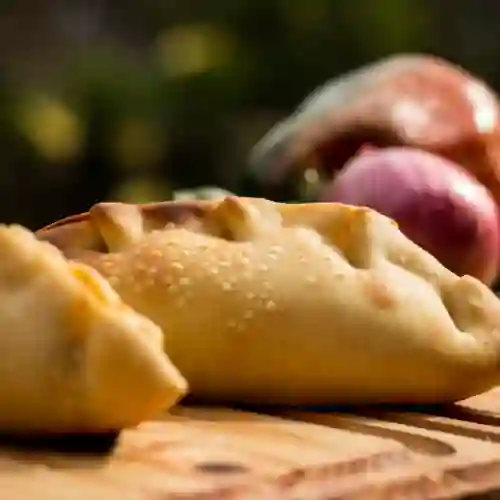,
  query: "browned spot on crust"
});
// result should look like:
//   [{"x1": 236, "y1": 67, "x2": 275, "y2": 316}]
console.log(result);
[
  {"x1": 141, "y1": 200, "x2": 210, "y2": 228},
  {"x1": 363, "y1": 274, "x2": 398, "y2": 310},
  {"x1": 36, "y1": 200, "x2": 214, "y2": 255}
]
